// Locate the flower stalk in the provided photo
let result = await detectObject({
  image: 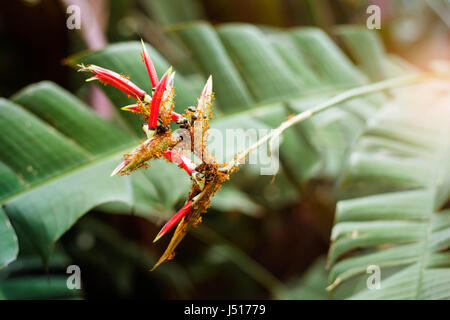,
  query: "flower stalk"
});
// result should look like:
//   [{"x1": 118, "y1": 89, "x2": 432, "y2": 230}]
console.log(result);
[{"x1": 219, "y1": 72, "x2": 442, "y2": 174}]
